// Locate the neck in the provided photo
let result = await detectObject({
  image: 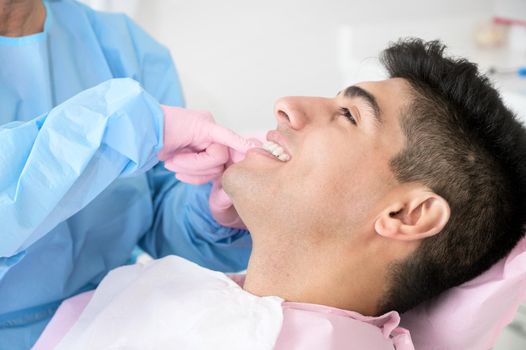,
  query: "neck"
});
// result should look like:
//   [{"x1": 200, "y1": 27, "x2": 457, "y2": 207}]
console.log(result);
[
  {"x1": 243, "y1": 238, "x2": 388, "y2": 317},
  {"x1": 0, "y1": 0, "x2": 45, "y2": 37}
]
